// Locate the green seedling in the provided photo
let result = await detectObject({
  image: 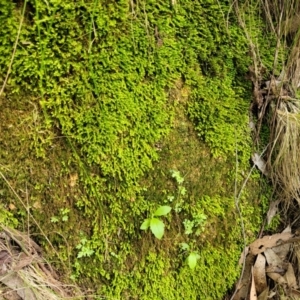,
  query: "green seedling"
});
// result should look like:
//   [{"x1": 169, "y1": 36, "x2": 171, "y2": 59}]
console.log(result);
[
  {"x1": 76, "y1": 236, "x2": 94, "y2": 258},
  {"x1": 183, "y1": 212, "x2": 207, "y2": 235},
  {"x1": 187, "y1": 252, "x2": 201, "y2": 269},
  {"x1": 50, "y1": 208, "x2": 70, "y2": 223},
  {"x1": 180, "y1": 243, "x2": 200, "y2": 269},
  {"x1": 140, "y1": 205, "x2": 172, "y2": 239}
]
